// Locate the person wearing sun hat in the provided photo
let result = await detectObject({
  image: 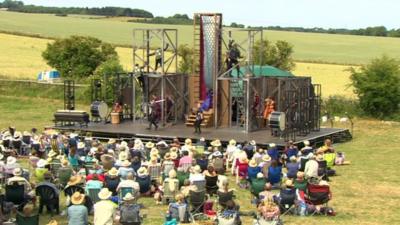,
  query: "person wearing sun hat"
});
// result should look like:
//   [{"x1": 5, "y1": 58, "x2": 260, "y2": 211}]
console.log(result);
[
  {"x1": 162, "y1": 152, "x2": 176, "y2": 179},
  {"x1": 286, "y1": 155, "x2": 300, "y2": 179},
  {"x1": 67, "y1": 192, "x2": 88, "y2": 225},
  {"x1": 119, "y1": 192, "x2": 144, "y2": 225},
  {"x1": 275, "y1": 179, "x2": 296, "y2": 207},
  {"x1": 301, "y1": 140, "x2": 314, "y2": 155},
  {"x1": 94, "y1": 188, "x2": 117, "y2": 225},
  {"x1": 250, "y1": 172, "x2": 267, "y2": 198},
  {"x1": 4, "y1": 156, "x2": 20, "y2": 175},
  {"x1": 35, "y1": 158, "x2": 49, "y2": 182},
  {"x1": 189, "y1": 165, "x2": 205, "y2": 183},
  {"x1": 118, "y1": 160, "x2": 135, "y2": 180},
  {"x1": 7, "y1": 167, "x2": 33, "y2": 197},
  {"x1": 304, "y1": 153, "x2": 319, "y2": 179},
  {"x1": 104, "y1": 167, "x2": 120, "y2": 196},
  {"x1": 136, "y1": 167, "x2": 152, "y2": 196},
  {"x1": 117, "y1": 172, "x2": 140, "y2": 196},
  {"x1": 181, "y1": 138, "x2": 194, "y2": 156},
  {"x1": 115, "y1": 151, "x2": 128, "y2": 167},
  {"x1": 247, "y1": 159, "x2": 261, "y2": 182}
]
